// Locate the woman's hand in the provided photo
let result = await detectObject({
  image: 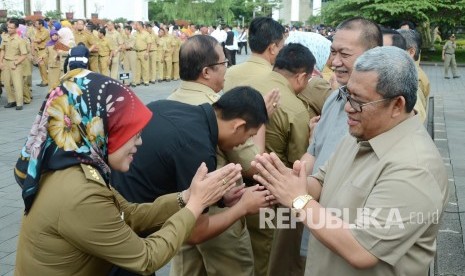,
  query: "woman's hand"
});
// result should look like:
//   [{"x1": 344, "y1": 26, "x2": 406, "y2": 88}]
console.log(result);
[{"x1": 186, "y1": 163, "x2": 242, "y2": 217}]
